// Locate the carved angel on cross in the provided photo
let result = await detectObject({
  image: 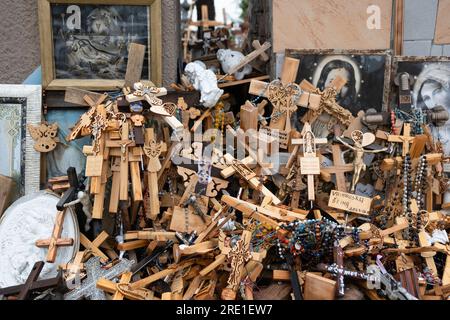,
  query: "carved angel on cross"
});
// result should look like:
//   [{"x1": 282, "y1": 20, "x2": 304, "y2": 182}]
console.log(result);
[{"x1": 337, "y1": 131, "x2": 387, "y2": 193}]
